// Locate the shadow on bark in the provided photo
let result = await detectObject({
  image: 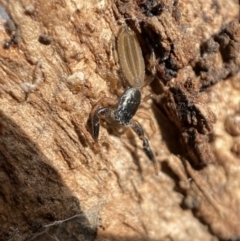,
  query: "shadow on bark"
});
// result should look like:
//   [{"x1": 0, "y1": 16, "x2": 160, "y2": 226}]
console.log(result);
[{"x1": 0, "y1": 111, "x2": 96, "y2": 241}]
